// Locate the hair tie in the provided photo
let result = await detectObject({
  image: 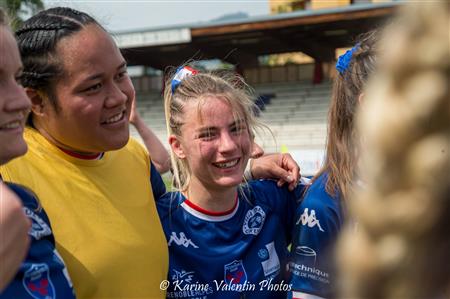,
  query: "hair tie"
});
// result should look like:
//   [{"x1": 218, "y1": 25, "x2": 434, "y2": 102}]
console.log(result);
[
  {"x1": 171, "y1": 66, "x2": 198, "y2": 94},
  {"x1": 336, "y1": 43, "x2": 360, "y2": 75}
]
